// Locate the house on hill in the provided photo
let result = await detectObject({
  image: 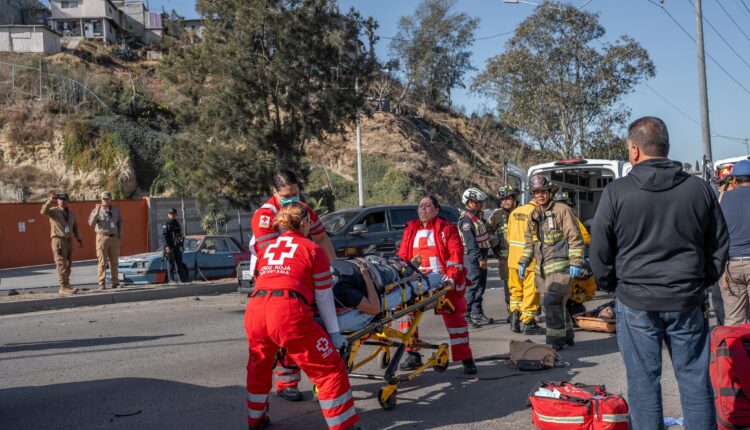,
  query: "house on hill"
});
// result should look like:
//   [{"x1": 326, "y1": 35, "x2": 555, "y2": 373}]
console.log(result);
[{"x1": 0, "y1": 0, "x2": 60, "y2": 53}]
